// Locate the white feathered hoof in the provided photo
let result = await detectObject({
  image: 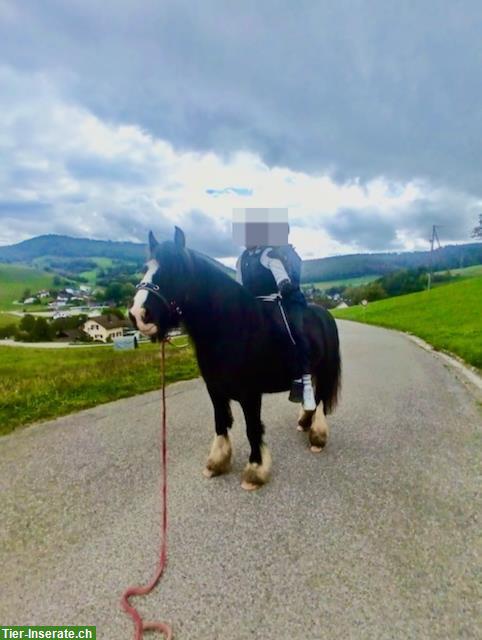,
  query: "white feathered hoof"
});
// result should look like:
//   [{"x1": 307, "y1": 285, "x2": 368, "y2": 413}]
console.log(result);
[
  {"x1": 297, "y1": 407, "x2": 315, "y2": 432},
  {"x1": 309, "y1": 419, "x2": 328, "y2": 452},
  {"x1": 241, "y1": 445, "x2": 272, "y2": 491},
  {"x1": 203, "y1": 434, "x2": 232, "y2": 478},
  {"x1": 307, "y1": 404, "x2": 329, "y2": 452}
]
